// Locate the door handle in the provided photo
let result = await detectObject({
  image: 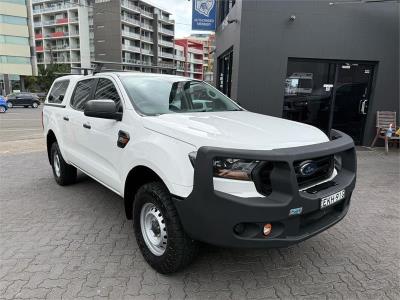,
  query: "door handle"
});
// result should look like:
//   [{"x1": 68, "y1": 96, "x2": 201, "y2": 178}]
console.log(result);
[
  {"x1": 83, "y1": 123, "x2": 91, "y2": 129},
  {"x1": 63, "y1": 116, "x2": 69, "y2": 121},
  {"x1": 360, "y1": 99, "x2": 368, "y2": 115}
]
